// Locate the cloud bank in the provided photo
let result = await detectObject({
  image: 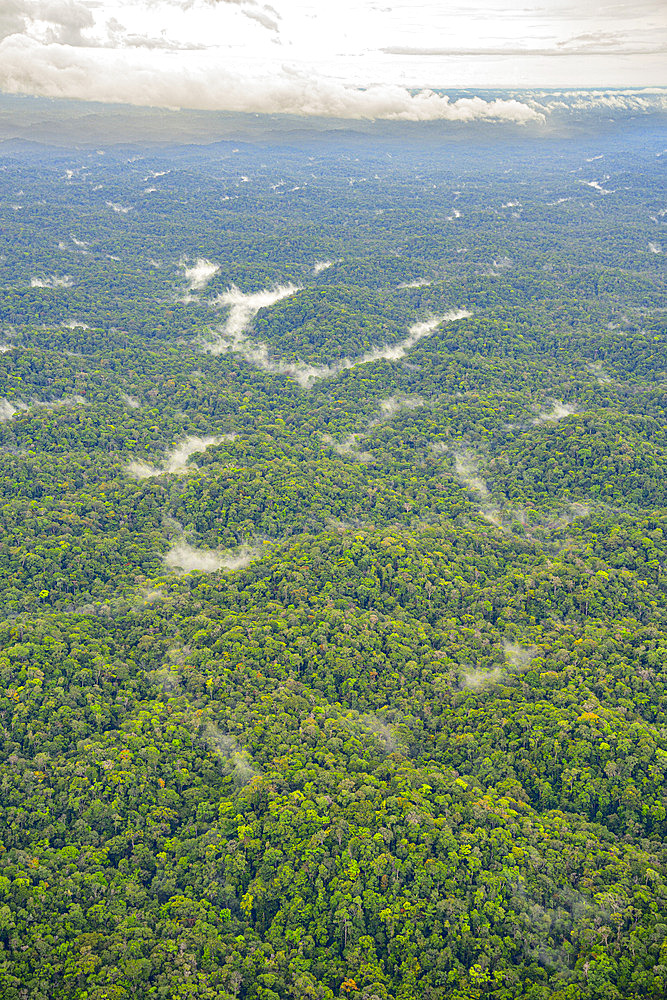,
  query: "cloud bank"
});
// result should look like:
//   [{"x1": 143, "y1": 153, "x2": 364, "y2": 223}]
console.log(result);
[
  {"x1": 0, "y1": 0, "x2": 665, "y2": 112},
  {"x1": 0, "y1": 37, "x2": 544, "y2": 122}
]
